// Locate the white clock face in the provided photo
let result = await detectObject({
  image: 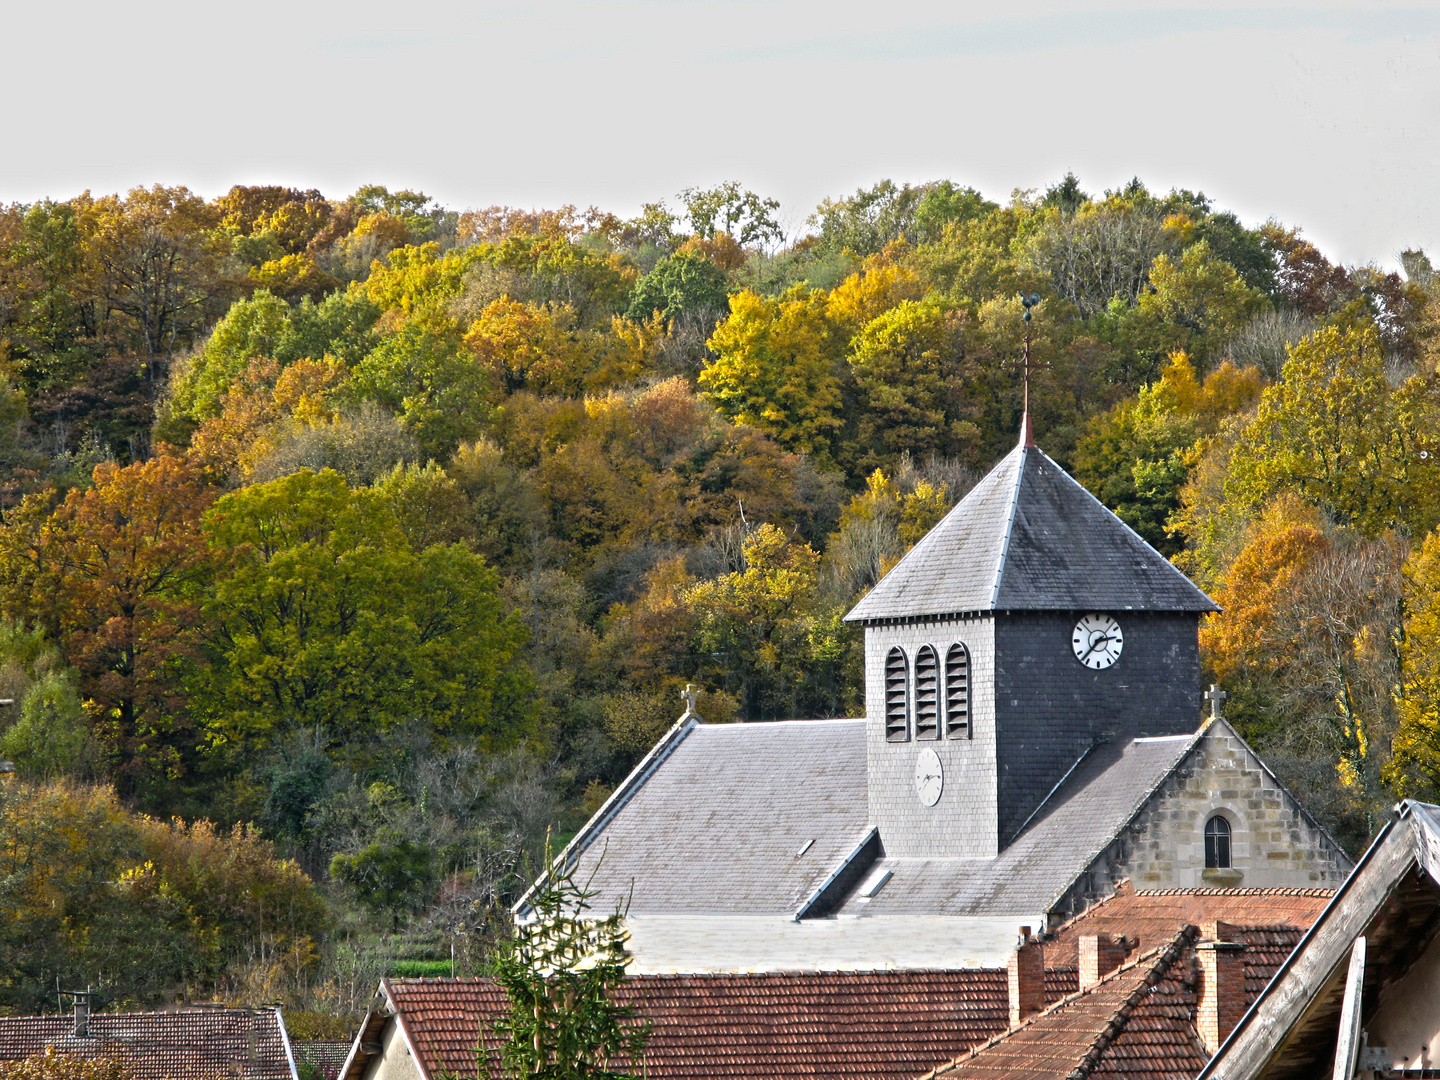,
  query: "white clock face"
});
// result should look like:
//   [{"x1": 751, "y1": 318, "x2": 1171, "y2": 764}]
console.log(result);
[
  {"x1": 914, "y1": 747, "x2": 943, "y2": 807},
  {"x1": 1073, "y1": 613, "x2": 1123, "y2": 669}
]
